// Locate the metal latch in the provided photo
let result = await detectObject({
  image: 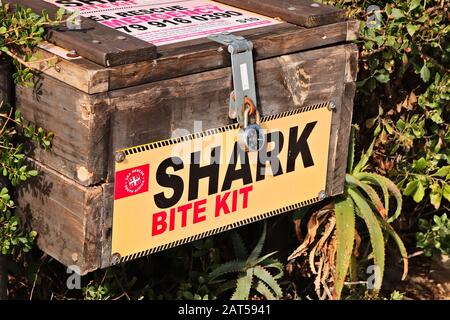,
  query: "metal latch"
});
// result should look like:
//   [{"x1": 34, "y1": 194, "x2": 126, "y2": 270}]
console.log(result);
[
  {"x1": 208, "y1": 33, "x2": 258, "y2": 127},
  {"x1": 208, "y1": 33, "x2": 265, "y2": 152}
]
